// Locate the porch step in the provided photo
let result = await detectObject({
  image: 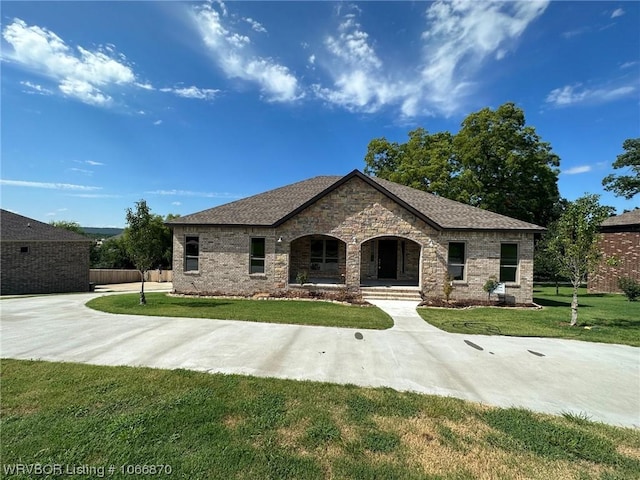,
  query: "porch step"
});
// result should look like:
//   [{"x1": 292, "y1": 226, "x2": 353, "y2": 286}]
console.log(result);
[{"x1": 361, "y1": 287, "x2": 423, "y2": 301}]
